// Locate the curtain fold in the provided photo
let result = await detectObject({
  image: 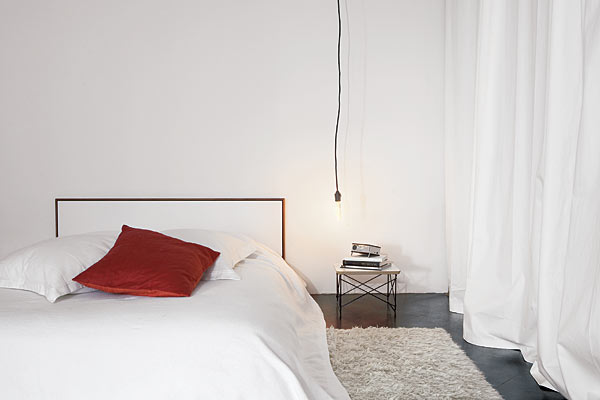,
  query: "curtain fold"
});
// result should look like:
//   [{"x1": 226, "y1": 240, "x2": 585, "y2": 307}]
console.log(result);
[
  {"x1": 444, "y1": 1, "x2": 600, "y2": 398},
  {"x1": 443, "y1": 0, "x2": 479, "y2": 314}
]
